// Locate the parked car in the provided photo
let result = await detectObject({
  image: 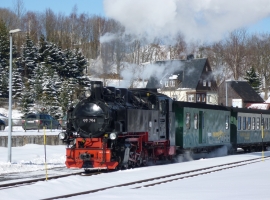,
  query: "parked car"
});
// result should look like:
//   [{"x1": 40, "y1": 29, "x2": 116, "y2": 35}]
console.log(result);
[
  {"x1": 21, "y1": 113, "x2": 62, "y2": 130},
  {"x1": 0, "y1": 113, "x2": 8, "y2": 126},
  {"x1": 0, "y1": 119, "x2": 5, "y2": 130}
]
